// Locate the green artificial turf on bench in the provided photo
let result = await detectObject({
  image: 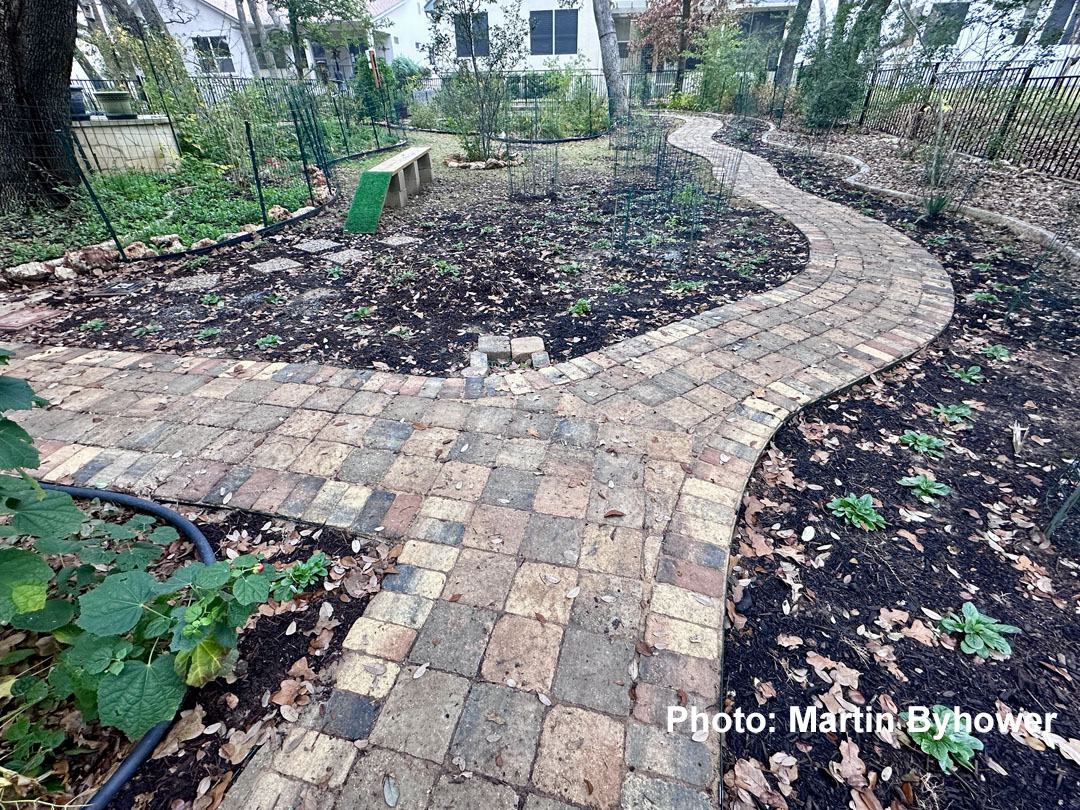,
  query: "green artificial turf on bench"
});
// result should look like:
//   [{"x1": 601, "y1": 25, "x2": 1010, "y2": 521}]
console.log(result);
[{"x1": 345, "y1": 170, "x2": 392, "y2": 234}]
